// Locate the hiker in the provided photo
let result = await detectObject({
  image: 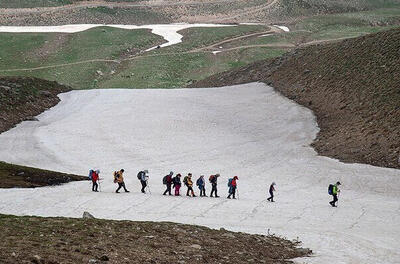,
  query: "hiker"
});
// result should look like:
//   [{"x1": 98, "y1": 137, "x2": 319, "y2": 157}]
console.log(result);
[
  {"x1": 209, "y1": 174, "x2": 220, "y2": 198},
  {"x1": 163, "y1": 171, "x2": 174, "y2": 196},
  {"x1": 183, "y1": 173, "x2": 196, "y2": 197},
  {"x1": 114, "y1": 169, "x2": 129, "y2": 193},
  {"x1": 267, "y1": 182, "x2": 276, "y2": 202},
  {"x1": 173, "y1": 173, "x2": 182, "y2": 196},
  {"x1": 91, "y1": 169, "x2": 100, "y2": 192},
  {"x1": 196, "y1": 175, "x2": 207, "y2": 197},
  {"x1": 329, "y1": 181, "x2": 341, "y2": 207},
  {"x1": 227, "y1": 176, "x2": 239, "y2": 199},
  {"x1": 137, "y1": 170, "x2": 149, "y2": 193}
]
